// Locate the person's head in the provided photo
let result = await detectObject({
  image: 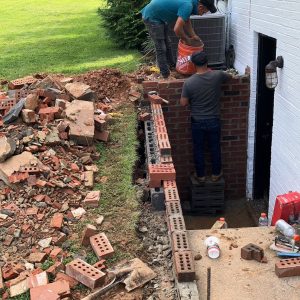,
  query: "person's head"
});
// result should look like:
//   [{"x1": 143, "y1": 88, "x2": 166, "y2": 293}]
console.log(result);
[
  {"x1": 198, "y1": 0, "x2": 217, "y2": 16},
  {"x1": 191, "y1": 51, "x2": 208, "y2": 69}
]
